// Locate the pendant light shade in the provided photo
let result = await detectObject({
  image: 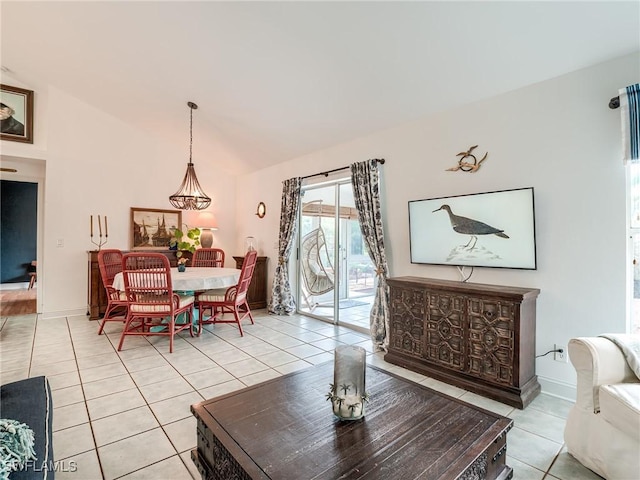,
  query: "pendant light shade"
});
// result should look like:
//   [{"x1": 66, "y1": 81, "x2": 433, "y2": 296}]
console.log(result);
[{"x1": 169, "y1": 101, "x2": 211, "y2": 210}]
